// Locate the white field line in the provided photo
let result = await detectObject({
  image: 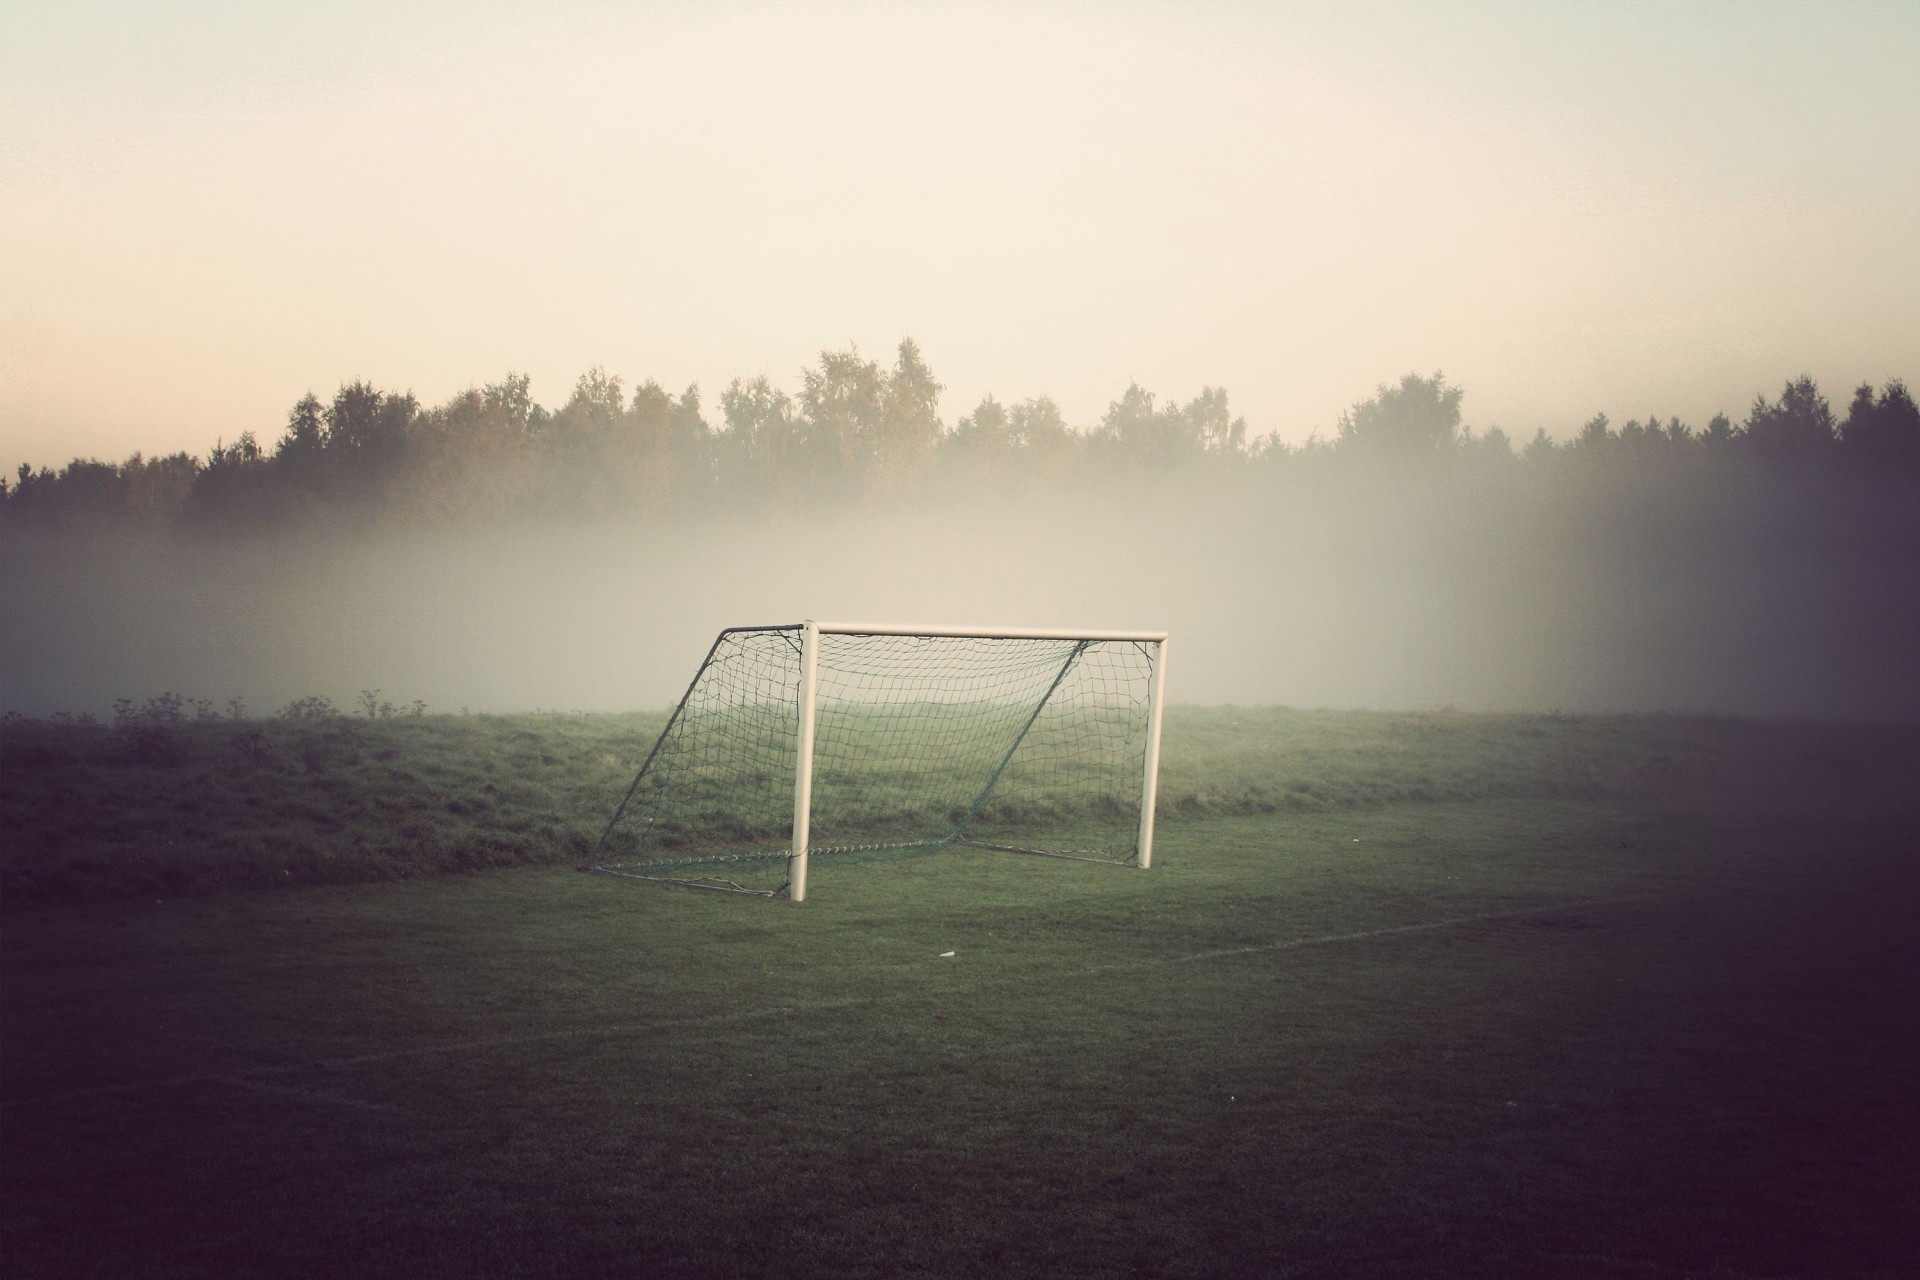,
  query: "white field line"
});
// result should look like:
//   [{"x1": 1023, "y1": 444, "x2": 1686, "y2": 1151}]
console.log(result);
[
  {"x1": 1100, "y1": 895, "x2": 1645, "y2": 971},
  {"x1": 6, "y1": 896, "x2": 1638, "y2": 1109}
]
